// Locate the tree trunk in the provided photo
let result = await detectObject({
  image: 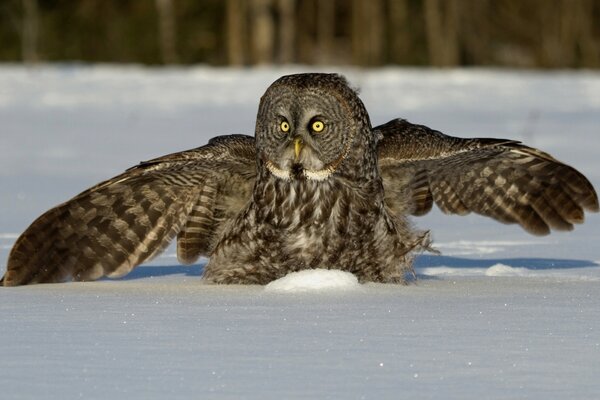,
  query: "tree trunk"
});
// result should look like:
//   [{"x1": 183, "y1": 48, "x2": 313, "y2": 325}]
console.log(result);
[
  {"x1": 460, "y1": 0, "x2": 490, "y2": 66},
  {"x1": 296, "y1": 0, "x2": 316, "y2": 64},
  {"x1": 22, "y1": 0, "x2": 39, "y2": 64},
  {"x1": 424, "y1": 0, "x2": 460, "y2": 66},
  {"x1": 155, "y1": 0, "x2": 178, "y2": 64},
  {"x1": 352, "y1": 0, "x2": 384, "y2": 65},
  {"x1": 226, "y1": 0, "x2": 247, "y2": 65},
  {"x1": 561, "y1": 0, "x2": 599, "y2": 68},
  {"x1": 388, "y1": 0, "x2": 410, "y2": 65},
  {"x1": 250, "y1": 0, "x2": 275, "y2": 64},
  {"x1": 316, "y1": 0, "x2": 335, "y2": 64},
  {"x1": 277, "y1": 0, "x2": 295, "y2": 63},
  {"x1": 368, "y1": 0, "x2": 385, "y2": 65}
]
